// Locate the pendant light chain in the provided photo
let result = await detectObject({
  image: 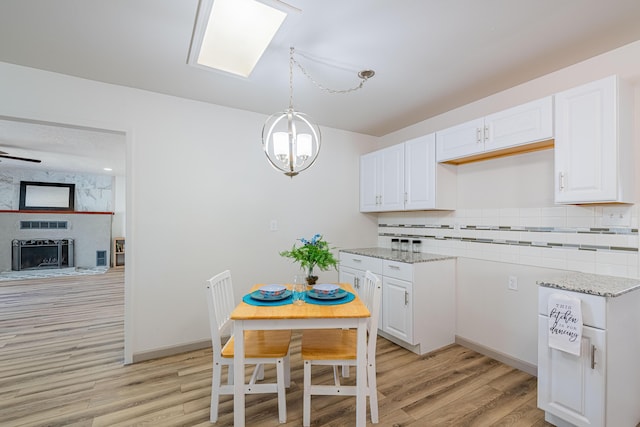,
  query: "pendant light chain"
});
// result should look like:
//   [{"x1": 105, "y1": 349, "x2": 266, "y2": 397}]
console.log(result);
[
  {"x1": 262, "y1": 46, "x2": 374, "y2": 177},
  {"x1": 288, "y1": 47, "x2": 295, "y2": 110},
  {"x1": 290, "y1": 47, "x2": 373, "y2": 95}
]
